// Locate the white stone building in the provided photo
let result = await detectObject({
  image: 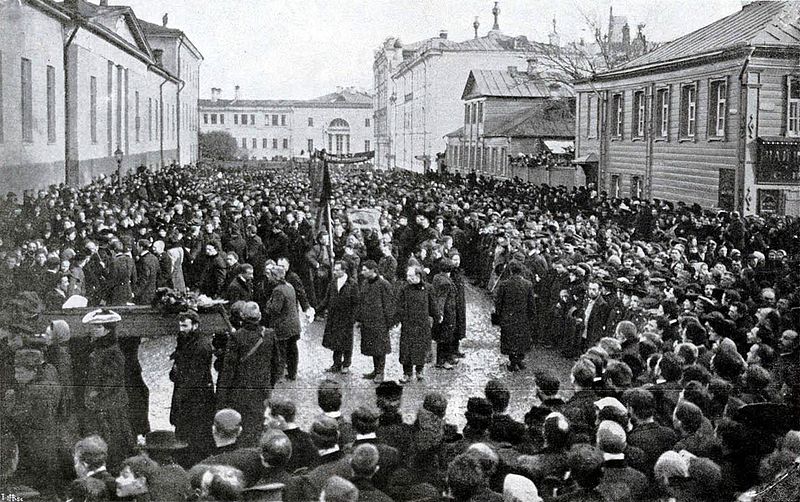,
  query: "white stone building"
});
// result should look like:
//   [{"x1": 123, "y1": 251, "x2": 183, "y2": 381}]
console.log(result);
[
  {"x1": 198, "y1": 87, "x2": 373, "y2": 160},
  {"x1": 0, "y1": 0, "x2": 201, "y2": 195},
  {"x1": 373, "y1": 2, "x2": 545, "y2": 172}
]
